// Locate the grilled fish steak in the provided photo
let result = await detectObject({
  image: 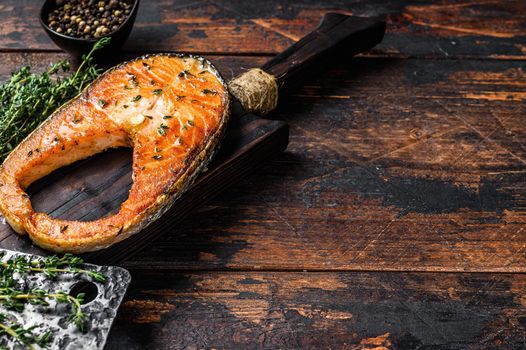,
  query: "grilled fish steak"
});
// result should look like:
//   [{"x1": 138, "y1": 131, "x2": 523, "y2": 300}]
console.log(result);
[{"x1": 0, "y1": 54, "x2": 230, "y2": 253}]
